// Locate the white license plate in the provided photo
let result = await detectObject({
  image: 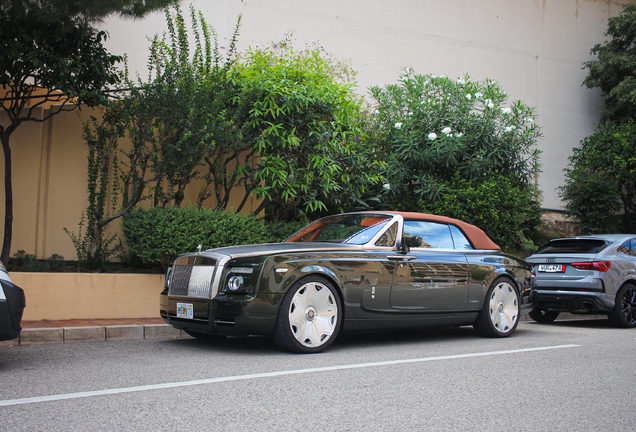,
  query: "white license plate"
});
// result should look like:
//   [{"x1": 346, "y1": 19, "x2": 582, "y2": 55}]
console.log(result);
[
  {"x1": 538, "y1": 264, "x2": 565, "y2": 272},
  {"x1": 177, "y1": 303, "x2": 194, "y2": 319}
]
